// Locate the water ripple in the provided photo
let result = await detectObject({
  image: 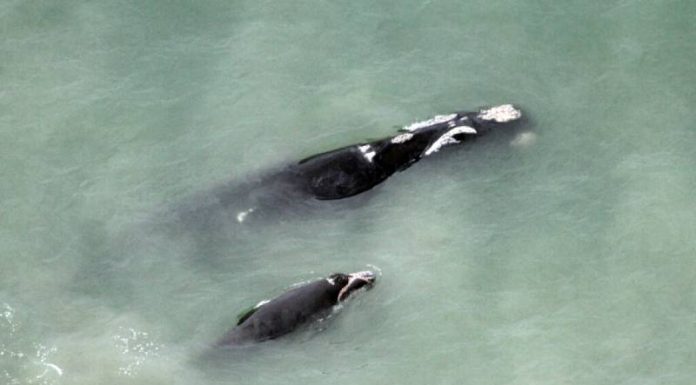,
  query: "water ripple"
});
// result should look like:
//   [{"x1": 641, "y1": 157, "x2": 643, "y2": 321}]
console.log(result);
[
  {"x1": 112, "y1": 326, "x2": 162, "y2": 377},
  {"x1": 1, "y1": 304, "x2": 63, "y2": 385}
]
